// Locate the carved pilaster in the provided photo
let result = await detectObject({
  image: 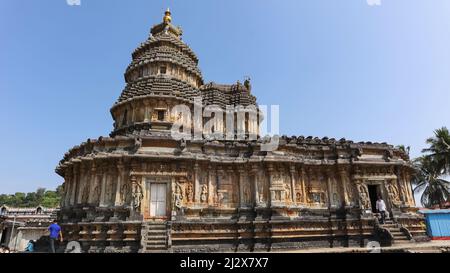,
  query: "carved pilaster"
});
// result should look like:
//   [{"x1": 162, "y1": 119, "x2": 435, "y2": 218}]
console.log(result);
[
  {"x1": 289, "y1": 165, "x2": 297, "y2": 205},
  {"x1": 99, "y1": 164, "x2": 107, "y2": 207},
  {"x1": 238, "y1": 168, "x2": 245, "y2": 207},
  {"x1": 251, "y1": 165, "x2": 259, "y2": 206},
  {"x1": 395, "y1": 167, "x2": 406, "y2": 204},
  {"x1": 267, "y1": 164, "x2": 275, "y2": 207},
  {"x1": 70, "y1": 164, "x2": 79, "y2": 206},
  {"x1": 207, "y1": 165, "x2": 215, "y2": 205},
  {"x1": 114, "y1": 161, "x2": 124, "y2": 206},
  {"x1": 299, "y1": 166, "x2": 307, "y2": 204},
  {"x1": 194, "y1": 162, "x2": 200, "y2": 204},
  {"x1": 64, "y1": 169, "x2": 73, "y2": 207},
  {"x1": 338, "y1": 166, "x2": 350, "y2": 207},
  {"x1": 326, "y1": 169, "x2": 334, "y2": 208}
]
